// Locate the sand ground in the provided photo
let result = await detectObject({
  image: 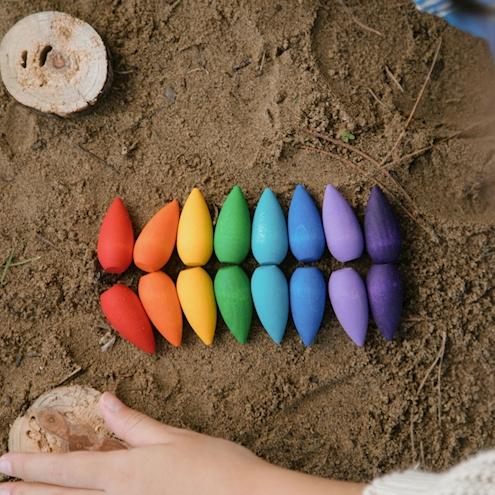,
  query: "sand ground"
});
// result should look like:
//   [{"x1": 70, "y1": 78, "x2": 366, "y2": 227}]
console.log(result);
[{"x1": 1, "y1": 0, "x2": 495, "y2": 483}]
